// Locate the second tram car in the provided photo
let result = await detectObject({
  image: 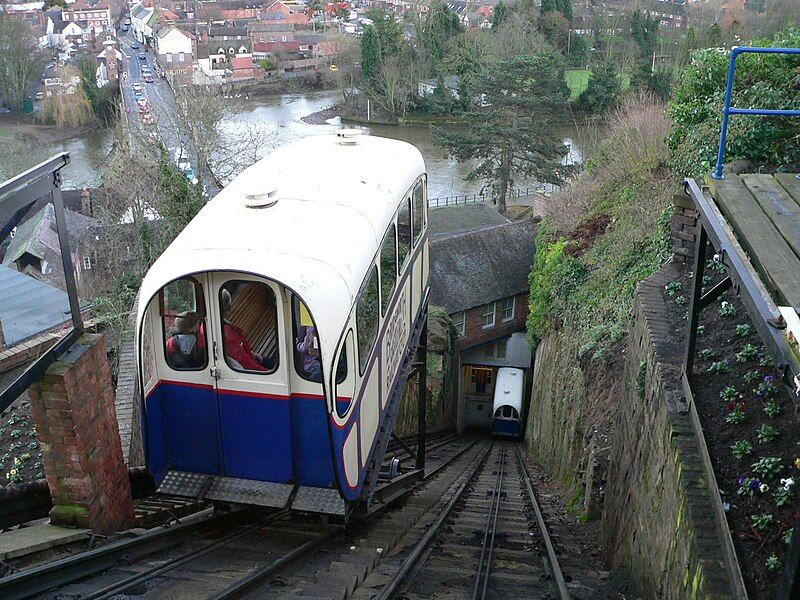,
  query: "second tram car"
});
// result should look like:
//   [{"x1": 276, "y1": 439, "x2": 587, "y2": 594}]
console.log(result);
[
  {"x1": 491, "y1": 367, "x2": 524, "y2": 439},
  {"x1": 135, "y1": 130, "x2": 430, "y2": 516}
]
